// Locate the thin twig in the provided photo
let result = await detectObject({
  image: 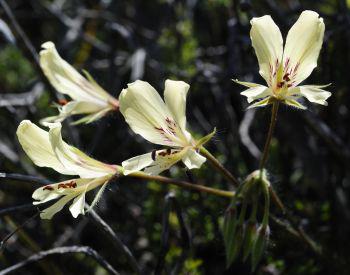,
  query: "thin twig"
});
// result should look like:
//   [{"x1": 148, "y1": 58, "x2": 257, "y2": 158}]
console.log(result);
[
  {"x1": 270, "y1": 214, "x2": 322, "y2": 255},
  {"x1": 0, "y1": 203, "x2": 36, "y2": 216},
  {"x1": 0, "y1": 172, "x2": 51, "y2": 185},
  {"x1": 0, "y1": 246, "x2": 120, "y2": 275},
  {"x1": 0, "y1": 212, "x2": 40, "y2": 251},
  {"x1": 88, "y1": 209, "x2": 141, "y2": 275}
]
